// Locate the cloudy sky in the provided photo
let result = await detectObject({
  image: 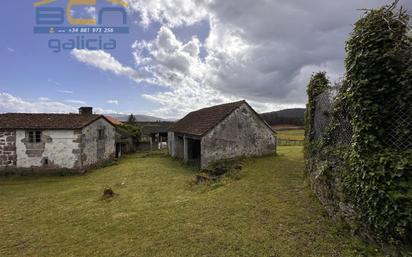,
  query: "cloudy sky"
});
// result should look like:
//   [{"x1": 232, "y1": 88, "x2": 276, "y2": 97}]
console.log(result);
[{"x1": 1, "y1": 0, "x2": 411, "y2": 118}]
